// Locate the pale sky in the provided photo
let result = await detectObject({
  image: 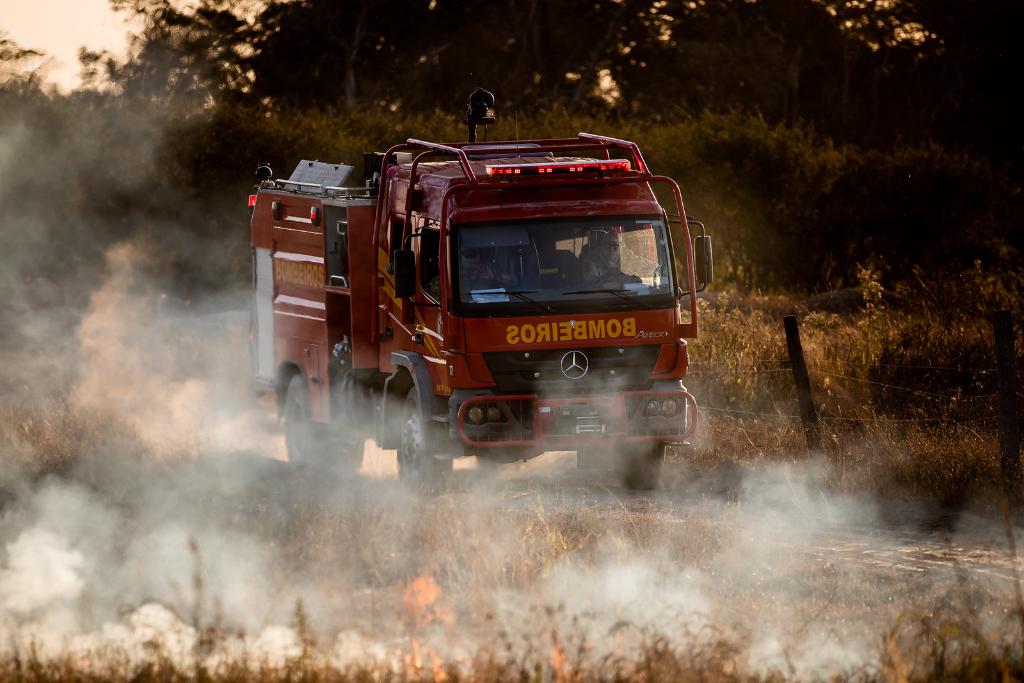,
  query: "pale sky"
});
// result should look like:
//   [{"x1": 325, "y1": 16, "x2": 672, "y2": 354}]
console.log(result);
[{"x1": 1, "y1": 0, "x2": 133, "y2": 90}]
